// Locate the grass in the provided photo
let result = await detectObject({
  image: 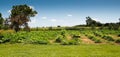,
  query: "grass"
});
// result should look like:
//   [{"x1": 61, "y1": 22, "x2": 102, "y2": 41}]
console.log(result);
[{"x1": 0, "y1": 44, "x2": 120, "y2": 57}]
